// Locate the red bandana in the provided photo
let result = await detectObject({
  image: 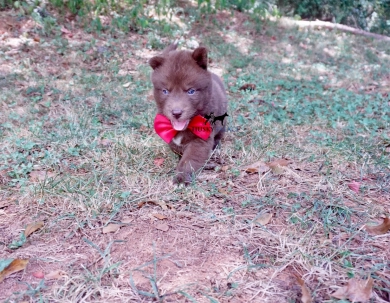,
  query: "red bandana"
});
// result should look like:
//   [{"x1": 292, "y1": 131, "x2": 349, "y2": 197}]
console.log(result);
[{"x1": 154, "y1": 114, "x2": 212, "y2": 143}]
